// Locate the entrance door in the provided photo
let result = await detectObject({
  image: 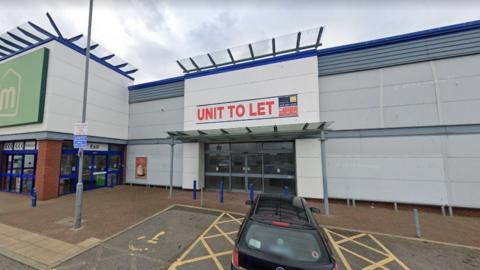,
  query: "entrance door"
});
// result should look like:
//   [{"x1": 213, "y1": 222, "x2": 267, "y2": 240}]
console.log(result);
[
  {"x1": 0, "y1": 153, "x2": 37, "y2": 194},
  {"x1": 93, "y1": 154, "x2": 107, "y2": 188},
  {"x1": 82, "y1": 154, "x2": 94, "y2": 190},
  {"x1": 231, "y1": 153, "x2": 262, "y2": 192},
  {"x1": 204, "y1": 142, "x2": 296, "y2": 194}
]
